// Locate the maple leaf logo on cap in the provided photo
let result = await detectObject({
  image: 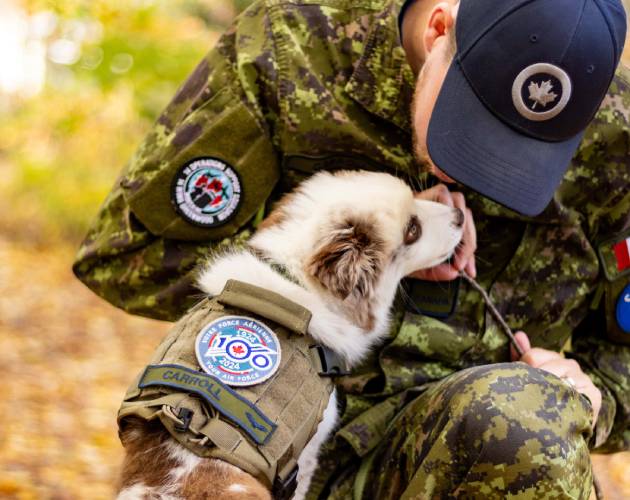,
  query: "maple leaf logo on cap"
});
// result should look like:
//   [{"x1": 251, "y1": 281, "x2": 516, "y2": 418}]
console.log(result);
[{"x1": 528, "y1": 80, "x2": 558, "y2": 109}]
